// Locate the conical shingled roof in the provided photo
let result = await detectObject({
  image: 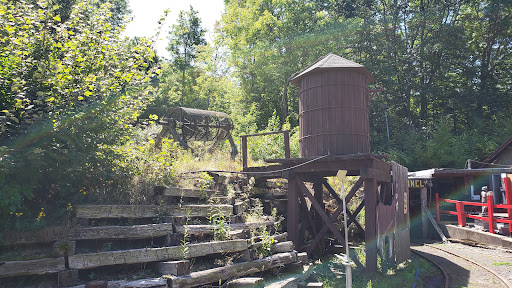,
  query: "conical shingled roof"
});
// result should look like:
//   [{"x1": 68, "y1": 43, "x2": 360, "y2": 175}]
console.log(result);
[{"x1": 289, "y1": 53, "x2": 375, "y2": 86}]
